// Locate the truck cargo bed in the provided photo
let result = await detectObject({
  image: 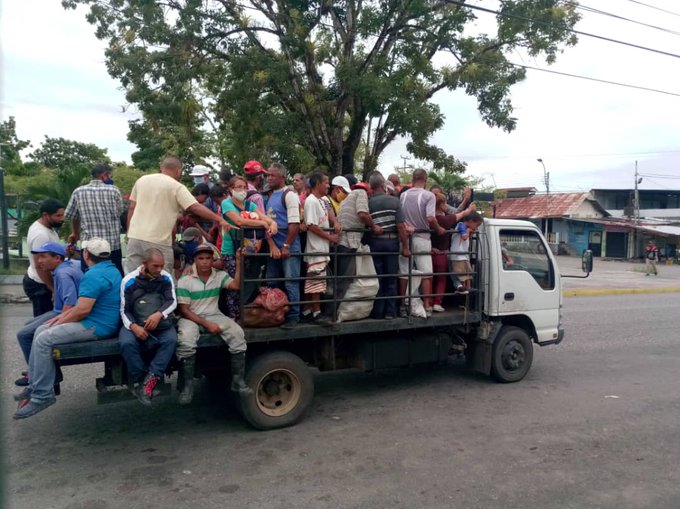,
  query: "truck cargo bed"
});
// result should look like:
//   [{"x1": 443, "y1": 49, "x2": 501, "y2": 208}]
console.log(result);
[{"x1": 53, "y1": 308, "x2": 480, "y2": 365}]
